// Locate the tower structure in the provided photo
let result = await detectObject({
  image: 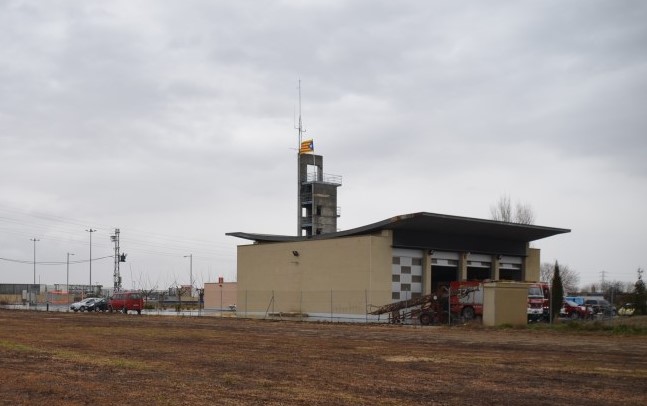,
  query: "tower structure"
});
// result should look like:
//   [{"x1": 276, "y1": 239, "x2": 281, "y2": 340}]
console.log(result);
[
  {"x1": 295, "y1": 81, "x2": 341, "y2": 237},
  {"x1": 298, "y1": 152, "x2": 341, "y2": 236},
  {"x1": 111, "y1": 228, "x2": 126, "y2": 292}
]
